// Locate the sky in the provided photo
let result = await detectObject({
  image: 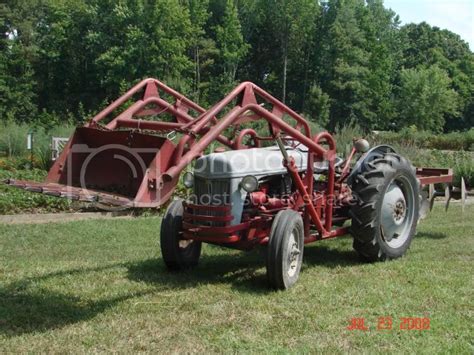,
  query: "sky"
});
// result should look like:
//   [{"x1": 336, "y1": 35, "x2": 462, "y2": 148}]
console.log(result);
[{"x1": 384, "y1": 0, "x2": 474, "y2": 50}]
